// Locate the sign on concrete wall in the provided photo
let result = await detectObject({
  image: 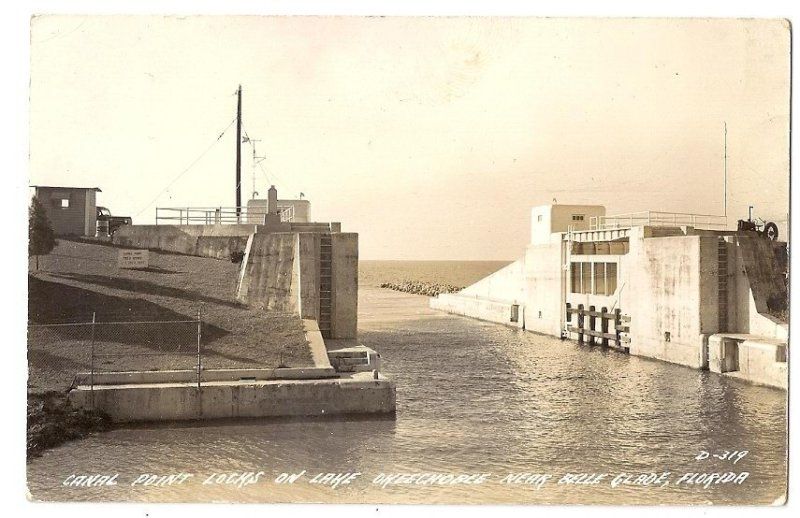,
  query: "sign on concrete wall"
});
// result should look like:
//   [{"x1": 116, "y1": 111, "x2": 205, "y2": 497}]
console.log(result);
[{"x1": 118, "y1": 249, "x2": 149, "y2": 269}]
